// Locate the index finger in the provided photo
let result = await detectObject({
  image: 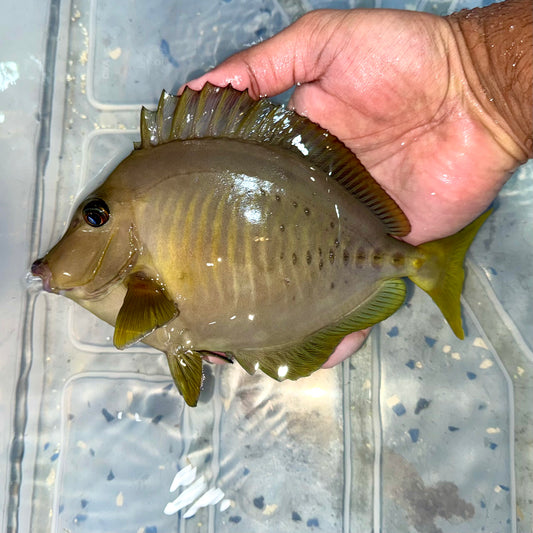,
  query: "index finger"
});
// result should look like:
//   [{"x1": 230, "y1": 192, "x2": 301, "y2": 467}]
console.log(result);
[{"x1": 180, "y1": 11, "x2": 336, "y2": 98}]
